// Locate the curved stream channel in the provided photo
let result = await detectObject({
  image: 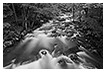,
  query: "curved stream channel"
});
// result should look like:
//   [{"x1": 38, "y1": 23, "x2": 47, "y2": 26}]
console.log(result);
[{"x1": 3, "y1": 13, "x2": 102, "y2": 69}]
